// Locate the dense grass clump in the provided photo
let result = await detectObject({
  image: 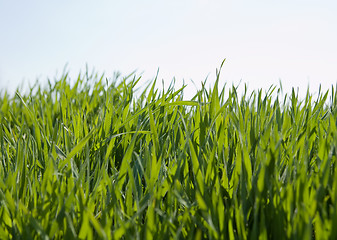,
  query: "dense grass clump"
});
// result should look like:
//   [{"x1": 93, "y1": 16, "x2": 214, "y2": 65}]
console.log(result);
[{"x1": 1, "y1": 66, "x2": 337, "y2": 239}]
